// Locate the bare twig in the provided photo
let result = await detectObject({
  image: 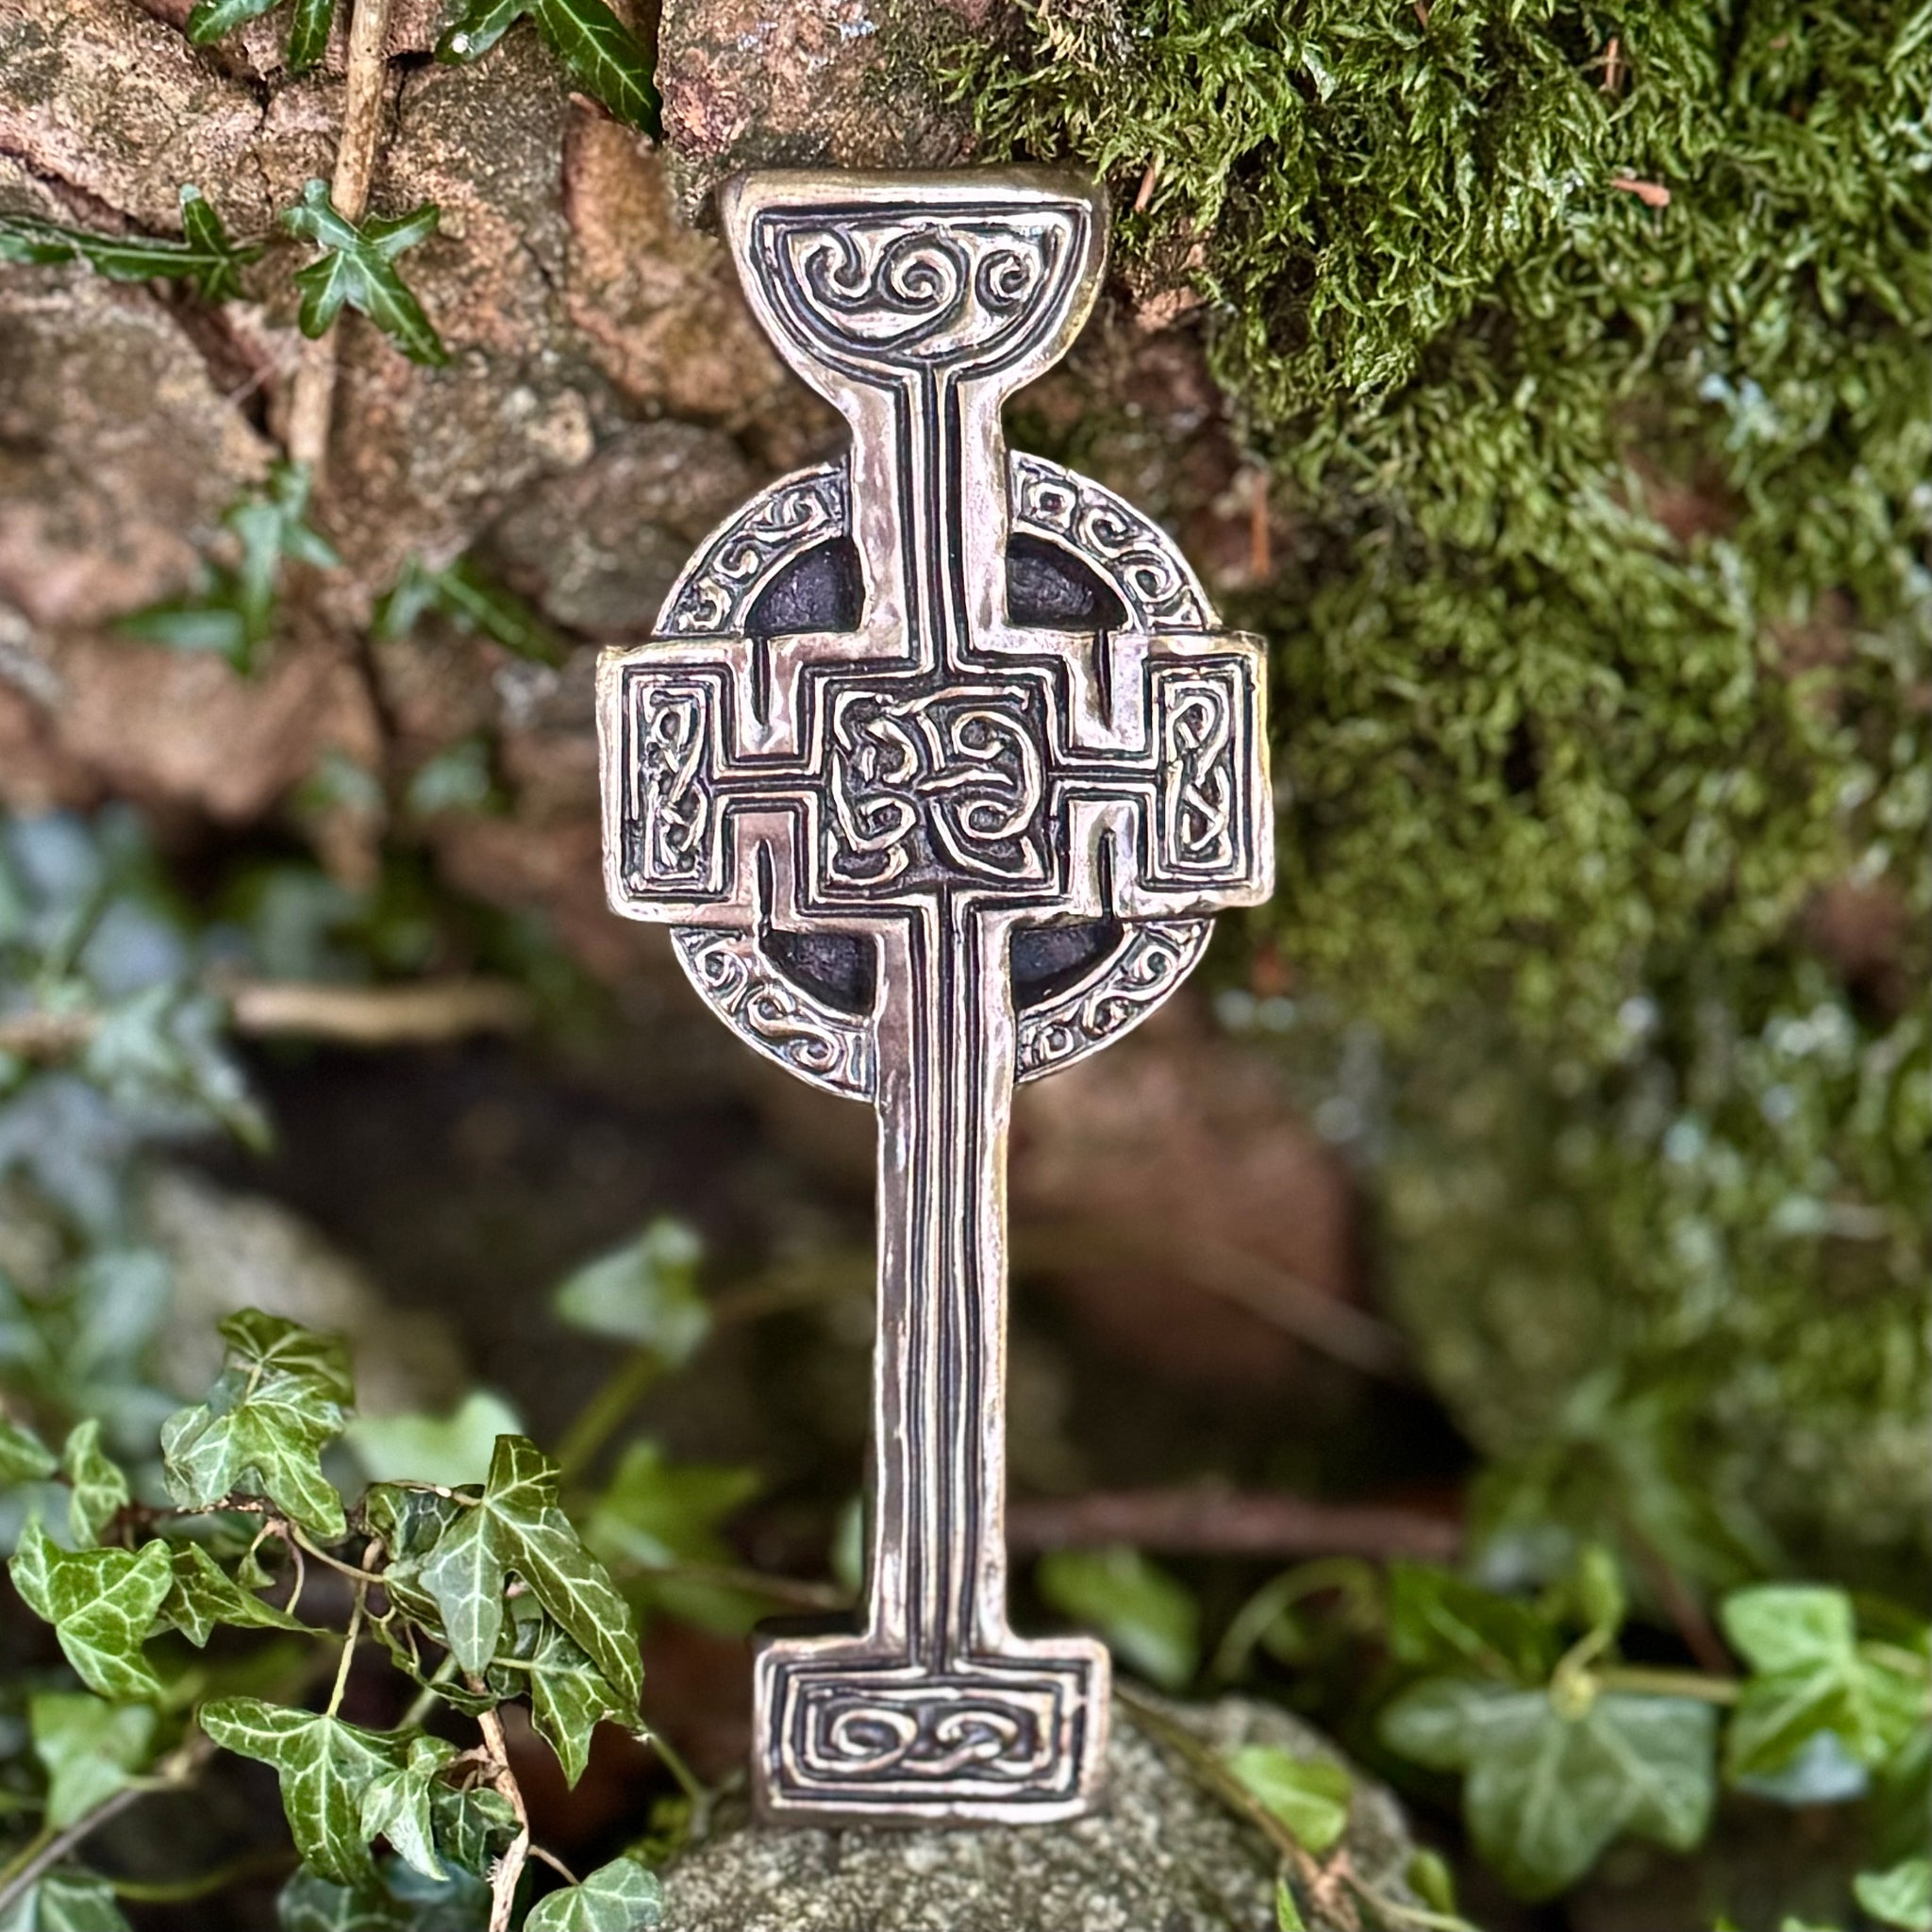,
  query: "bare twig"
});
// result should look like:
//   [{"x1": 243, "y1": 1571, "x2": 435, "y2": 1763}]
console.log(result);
[
  {"x1": 0, "y1": 976, "x2": 532, "y2": 1062},
  {"x1": 226, "y1": 976, "x2": 532, "y2": 1043},
  {"x1": 1132, "y1": 156, "x2": 1160, "y2": 213},
  {"x1": 475, "y1": 1702, "x2": 530, "y2": 1932},
  {"x1": 1007, "y1": 1487, "x2": 1458, "y2": 1562},
  {"x1": 286, "y1": 0, "x2": 397, "y2": 476}
]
